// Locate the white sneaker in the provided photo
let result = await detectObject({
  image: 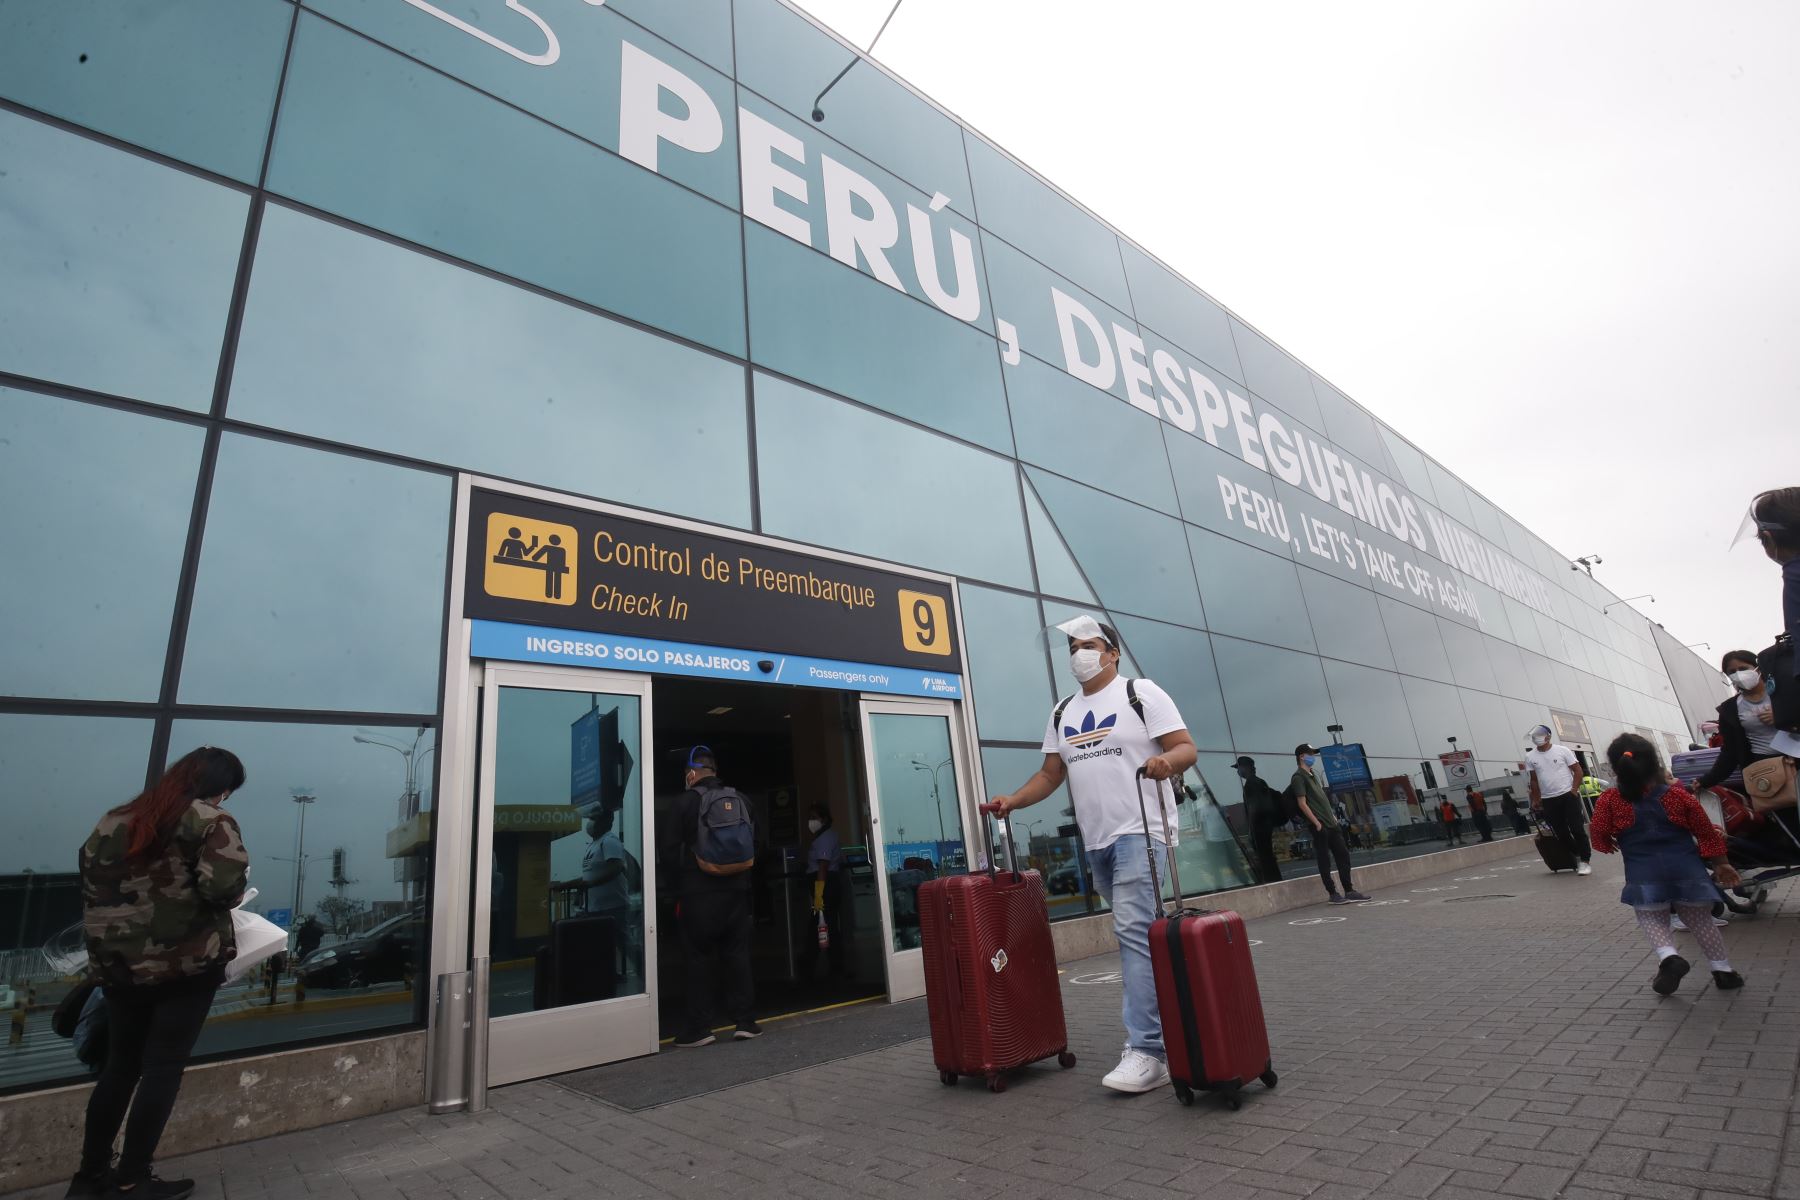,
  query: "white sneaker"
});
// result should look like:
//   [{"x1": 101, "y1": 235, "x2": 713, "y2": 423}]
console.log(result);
[
  {"x1": 1576, "y1": 862, "x2": 1592, "y2": 876},
  {"x1": 1102, "y1": 1048, "x2": 1171, "y2": 1094}
]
